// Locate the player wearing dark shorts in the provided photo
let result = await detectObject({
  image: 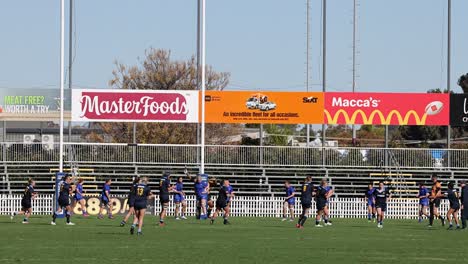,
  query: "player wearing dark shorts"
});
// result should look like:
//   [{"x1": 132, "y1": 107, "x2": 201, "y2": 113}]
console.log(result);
[
  {"x1": 120, "y1": 177, "x2": 140, "y2": 227},
  {"x1": 282, "y1": 181, "x2": 295, "y2": 222},
  {"x1": 131, "y1": 177, "x2": 153, "y2": 235},
  {"x1": 296, "y1": 176, "x2": 314, "y2": 229},
  {"x1": 365, "y1": 183, "x2": 376, "y2": 222},
  {"x1": 460, "y1": 181, "x2": 468, "y2": 229},
  {"x1": 211, "y1": 180, "x2": 231, "y2": 225},
  {"x1": 315, "y1": 179, "x2": 330, "y2": 228},
  {"x1": 159, "y1": 172, "x2": 173, "y2": 226},
  {"x1": 11, "y1": 178, "x2": 37, "y2": 224},
  {"x1": 374, "y1": 181, "x2": 391, "y2": 228},
  {"x1": 428, "y1": 174, "x2": 445, "y2": 227},
  {"x1": 98, "y1": 179, "x2": 113, "y2": 219},
  {"x1": 321, "y1": 180, "x2": 334, "y2": 226},
  {"x1": 52, "y1": 175, "x2": 75, "y2": 225},
  {"x1": 445, "y1": 182, "x2": 460, "y2": 230}
]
